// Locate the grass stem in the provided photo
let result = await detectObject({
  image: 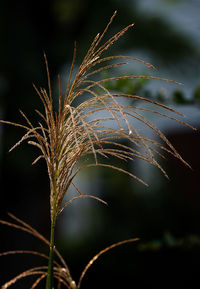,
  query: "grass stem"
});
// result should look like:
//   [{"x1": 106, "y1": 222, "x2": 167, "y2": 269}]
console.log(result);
[{"x1": 46, "y1": 218, "x2": 55, "y2": 289}]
